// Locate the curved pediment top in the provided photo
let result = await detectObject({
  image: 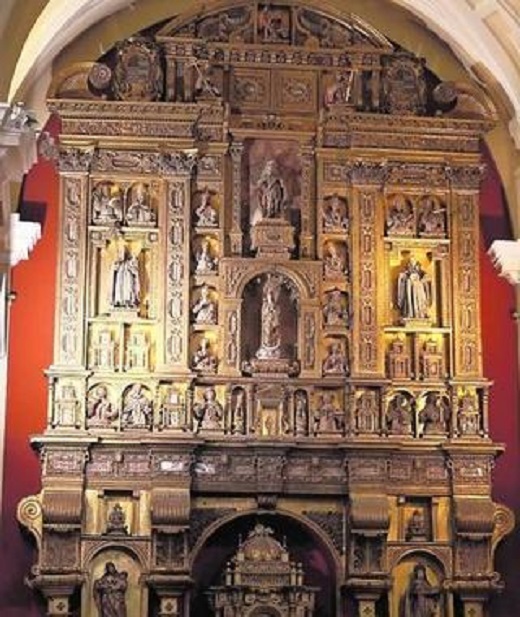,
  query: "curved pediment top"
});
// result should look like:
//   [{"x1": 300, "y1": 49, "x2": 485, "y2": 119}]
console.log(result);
[{"x1": 157, "y1": 0, "x2": 393, "y2": 50}]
